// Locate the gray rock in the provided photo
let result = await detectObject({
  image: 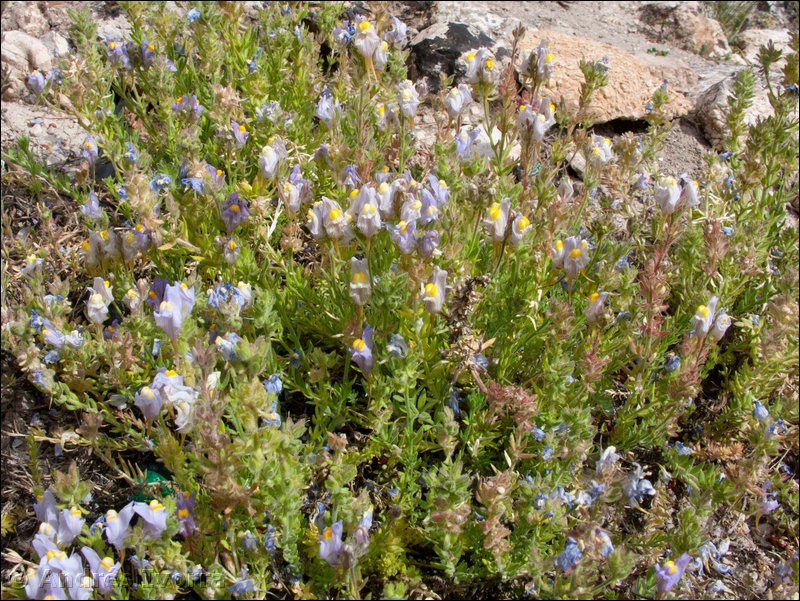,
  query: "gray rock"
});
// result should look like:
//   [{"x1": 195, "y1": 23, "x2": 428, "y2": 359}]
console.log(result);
[
  {"x1": 1, "y1": 30, "x2": 53, "y2": 101},
  {"x1": 0, "y1": 101, "x2": 87, "y2": 168},
  {"x1": 691, "y1": 74, "x2": 774, "y2": 149},
  {"x1": 1, "y1": 2, "x2": 50, "y2": 37},
  {"x1": 41, "y1": 31, "x2": 71, "y2": 58}
]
